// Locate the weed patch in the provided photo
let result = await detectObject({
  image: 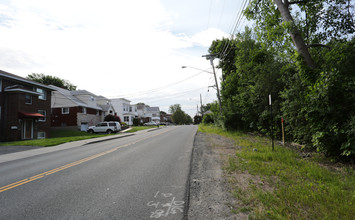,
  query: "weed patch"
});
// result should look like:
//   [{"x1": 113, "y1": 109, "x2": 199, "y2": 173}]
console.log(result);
[{"x1": 199, "y1": 124, "x2": 355, "y2": 219}]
